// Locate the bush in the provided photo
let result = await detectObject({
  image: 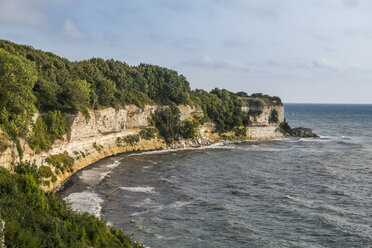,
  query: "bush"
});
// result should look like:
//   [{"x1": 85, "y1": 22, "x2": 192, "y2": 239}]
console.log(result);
[
  {"x1": 278, "y1": 119, "x2": 292, "y2": 135},
  {"x1": 180, "y1": 120, "x2": 198, "y2": 139},
  {"x1": 93, "y1": 142, "x2": 103, "y2": 153},
  {"x1": 28, "y1": 110, "x2": 71, "y2": 153},
  {"x1": 234, "y1": 127, "x2": 247, "y2": 137},
  {"x1": 269, "y1": 109, "x2": 279, "y2": 124},
  {"x1": 139, "y1": 128, "x2": 156, "y2": 140},
  {"x1": 116, "y1": 135, "x2": 140, "y2": 147},
  {"x1": 37, "y1": 166, "x2": 54, "y2": 178},
  {"x1": 0, "y1": 167, "x2": 144, "y2": 247},
  {"x1": 152, "y1": 104, "x2": 181, "y2": 143},
  {"x1": 45, "y1": 152, "x2": 74, "y2": 175}
]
